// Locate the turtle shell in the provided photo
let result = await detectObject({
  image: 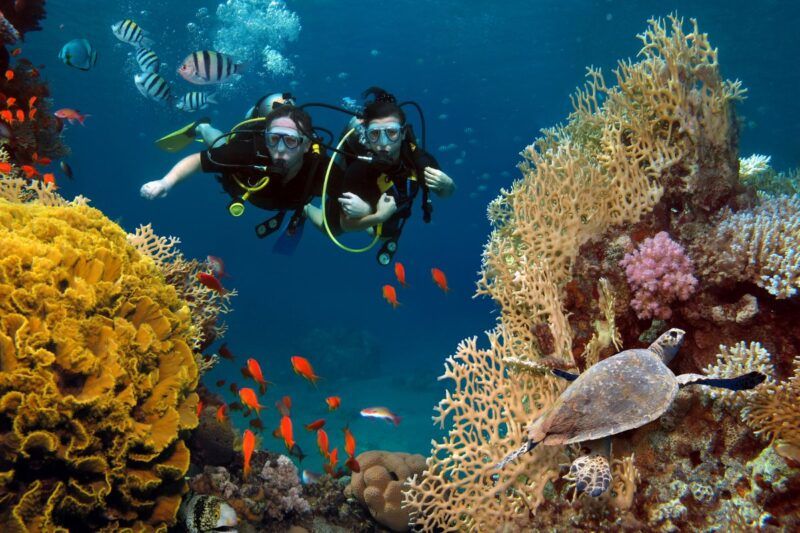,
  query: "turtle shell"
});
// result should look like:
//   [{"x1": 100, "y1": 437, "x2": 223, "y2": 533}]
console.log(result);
[{"x1": 537, "y1": 349, "x2": 678, "y2": 444}]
